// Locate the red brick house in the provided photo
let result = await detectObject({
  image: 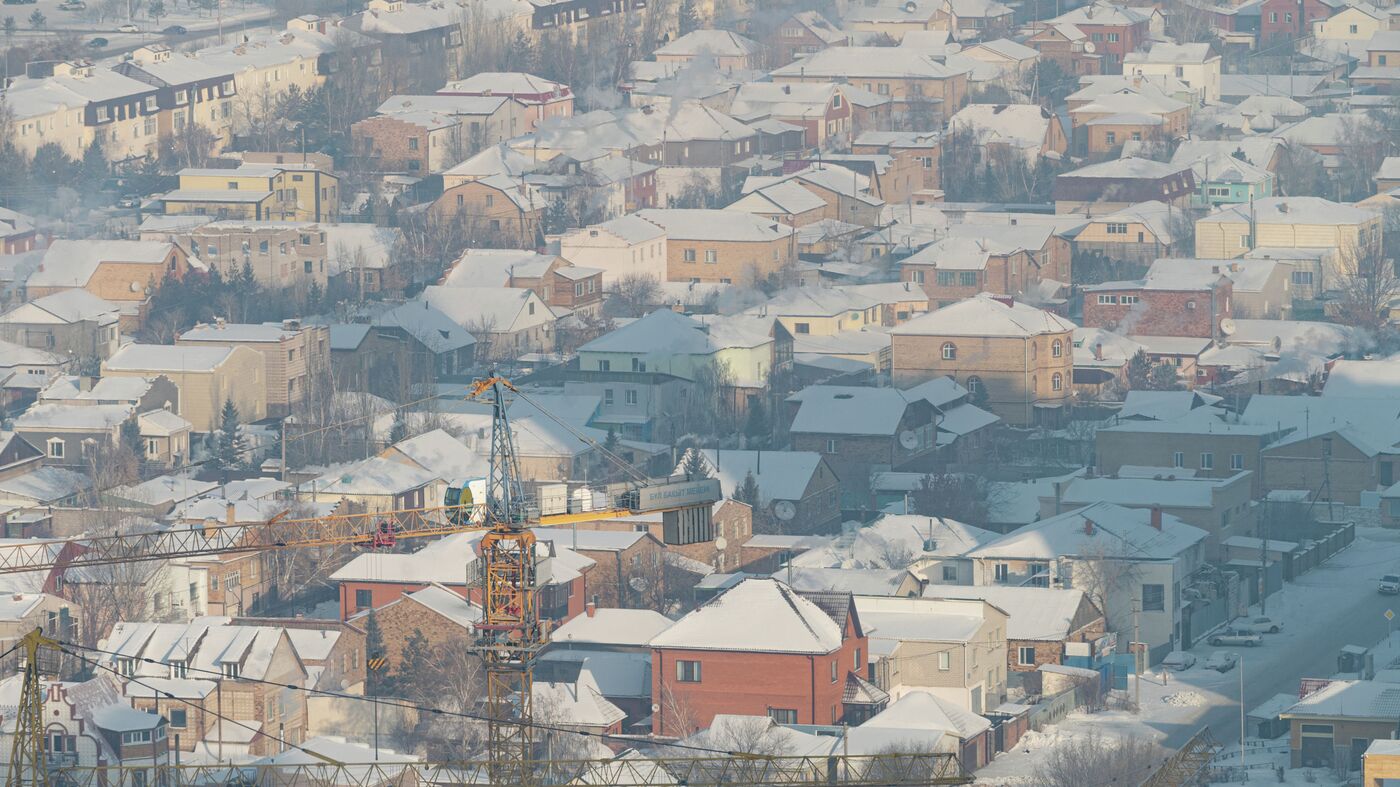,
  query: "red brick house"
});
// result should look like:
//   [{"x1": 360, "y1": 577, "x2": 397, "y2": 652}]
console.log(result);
[
  {"x1": 768, "y1": 10, "x2": 848, "y2": 66},
  {"x1": 1261, "y1": 0, "x2": 1342, "y2": 44},
  {"x1": 650, "y1": 579, "x2": 868, "y2": 736},
  {"x1": 1049, "y1": 3, "x2": 1154, "y2": 73},
  {"x1": 1082, "y1": 269, "x2": 1233, "y2": 339}
]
